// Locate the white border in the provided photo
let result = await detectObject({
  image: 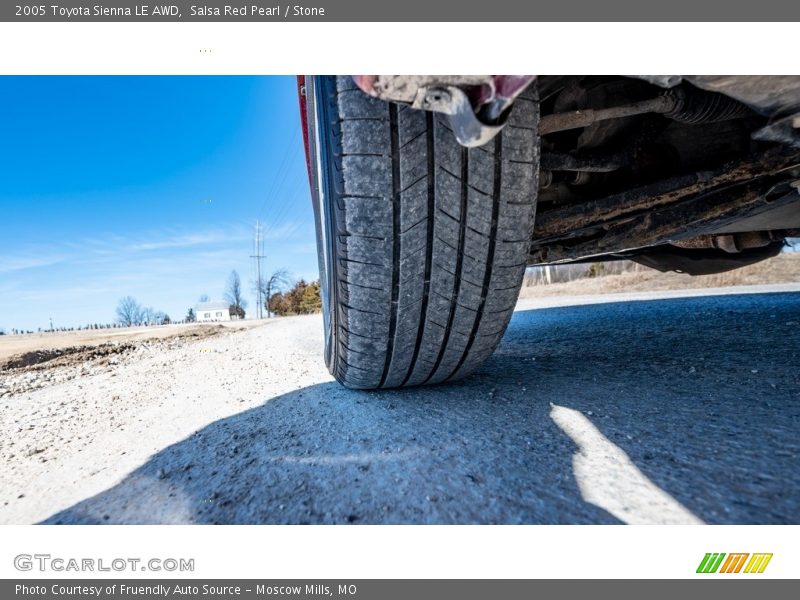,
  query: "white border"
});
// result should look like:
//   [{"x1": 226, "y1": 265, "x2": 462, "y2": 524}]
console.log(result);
[
  {"x1": 0, "y1": 22, "x2": 798, "y2": 75},
  {"x1": 1, "y1": 525, "x2": 797, "y2": 579}
]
